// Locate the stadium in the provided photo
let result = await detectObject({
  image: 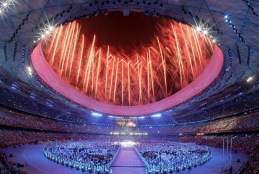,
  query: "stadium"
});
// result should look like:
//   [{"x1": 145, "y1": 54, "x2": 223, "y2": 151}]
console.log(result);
[{"x1": 0, "y1": 0, "x2": 258, "y2": 173}]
